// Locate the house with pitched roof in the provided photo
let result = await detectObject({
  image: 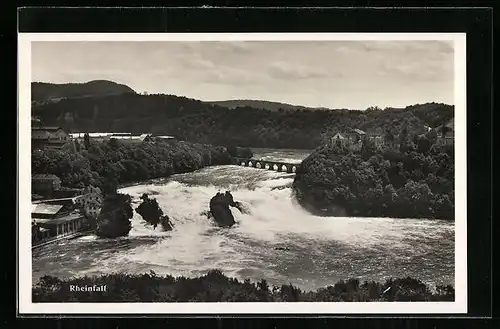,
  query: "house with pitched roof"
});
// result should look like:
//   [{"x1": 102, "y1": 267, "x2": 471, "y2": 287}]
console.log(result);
[
  {"x1": 32, "y1": 174, "x2": 61, "y2": 196},
  {"x1": 31, "y1": 202, "x2": 87, "y2": 243},
  {"x1": 437, "y1": 118, "x2": 455, "y2": 145},
  {"x1": 32, "y1": 126, "x2": 71, "y2": 149},
  {"x1": 331, "y1": 132, "x2": 349, "y2": 147}
]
